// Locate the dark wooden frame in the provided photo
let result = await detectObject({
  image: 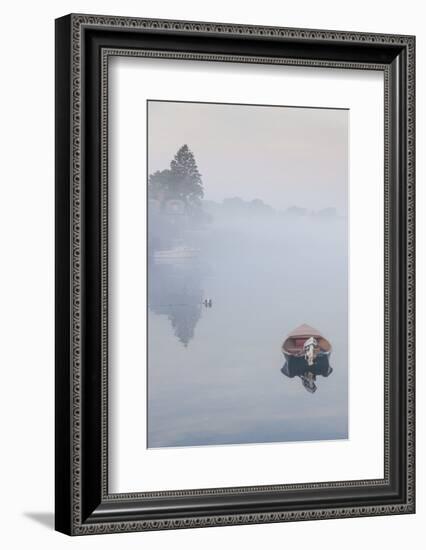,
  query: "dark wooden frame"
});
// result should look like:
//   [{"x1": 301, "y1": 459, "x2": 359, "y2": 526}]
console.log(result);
[{"x1": 55, "y1": 13, "x2": 415, "y2": 535}]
